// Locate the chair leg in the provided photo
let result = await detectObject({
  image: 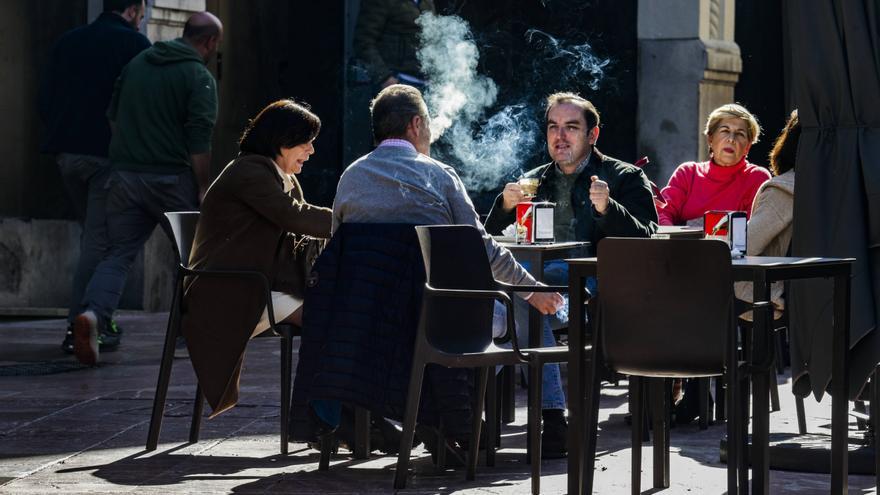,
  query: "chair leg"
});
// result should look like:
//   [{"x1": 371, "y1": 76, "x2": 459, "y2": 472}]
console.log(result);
[
  {"x1": 393, "y1": 362, "x2": 426, "y2": 490},
  {"x1": 280, "y1": 334, "x2": 292, "y2": 455},
  {"x1": 726, "y1": 366, "x2": 739, "y2": 494},
  {"x1": 770, "y1": 373, "x2": 781, "y2": 413},
  {"x1": 871, "y1": 366, "x2": 880, "y2": 488},
  {"x1": 855, "y1": 401, "x2": 868, "y2": 431},
  {"x1": 715, "y1": 376, "x2": 726, "y2": 422},
  {"x1": 319, "y1": 433, "x2": 333, "y2": 471},
  {"x1": 737, "y1": 369, "x2": 750, "y2": 493},
  {"x1": 189, "y1": 385, "x2": 204, "y2": 443},
  {"x1": 528, "y1": 359, "x2": 543, "y2": 495},
  {"x1": 485, "y1": 368, "x2": 499, "y2": 467},
  {"x1": 699, "y1": 377, "x2": 710, "y2": 430},
  {"x1": 649, "y1": 378, "x2": 669, "y2": 489},
  {"x1": 795, "y1": 396, "x2": 808, "y2": 434},
  {"x1": 631, "y1": 376, "x2": 644, "y2": 495},
  {"x1": 146, "y1": 282, "x2": 183, "y2": 451},
  {"x1": 502, "y1": 365, "x2": 516, "y2": 424},
  {"x1": 354, "y1": 407, "x2": 371, "y2": 459},
  {"x1": 467, "y1": 367, "x2": 489, "y2": 481},
  {"x1": 774, "y1": 329, "x2": 786, "y2": 375}
]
